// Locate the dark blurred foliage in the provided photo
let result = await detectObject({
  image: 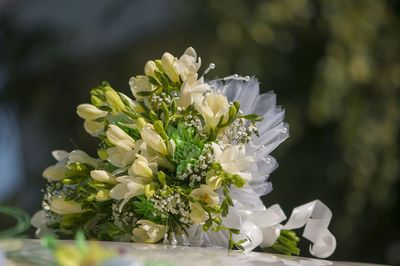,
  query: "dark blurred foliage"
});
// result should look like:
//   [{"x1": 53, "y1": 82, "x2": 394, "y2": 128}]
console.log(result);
[{"x1": 0, "y1": 0, "x2": 399, "y2": 264}]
